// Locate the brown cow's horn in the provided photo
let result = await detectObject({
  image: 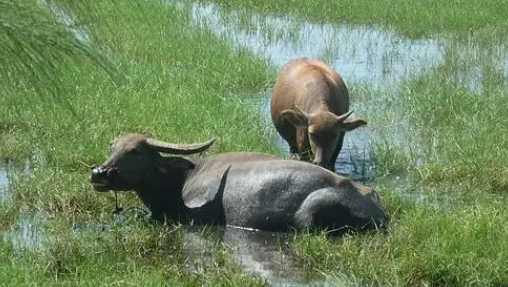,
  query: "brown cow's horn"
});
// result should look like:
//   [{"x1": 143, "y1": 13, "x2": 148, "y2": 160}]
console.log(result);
[
  {"x1": 145, "y1": 138, "x2": 216, "y2": 154},
  {"x1": 336, "y1": 110, "x2": 354, "y2": 122}
]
